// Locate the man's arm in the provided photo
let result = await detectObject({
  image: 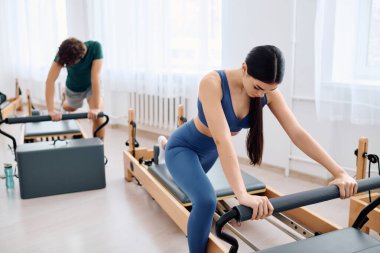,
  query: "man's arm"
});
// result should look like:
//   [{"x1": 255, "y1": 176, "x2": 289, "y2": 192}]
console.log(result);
[
  {"x1": 88, "y1": 59, "x2": 103, "y2": 119},
  {"x1": 45, "y1": 62, "x2": 62, "y2": 121}
]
